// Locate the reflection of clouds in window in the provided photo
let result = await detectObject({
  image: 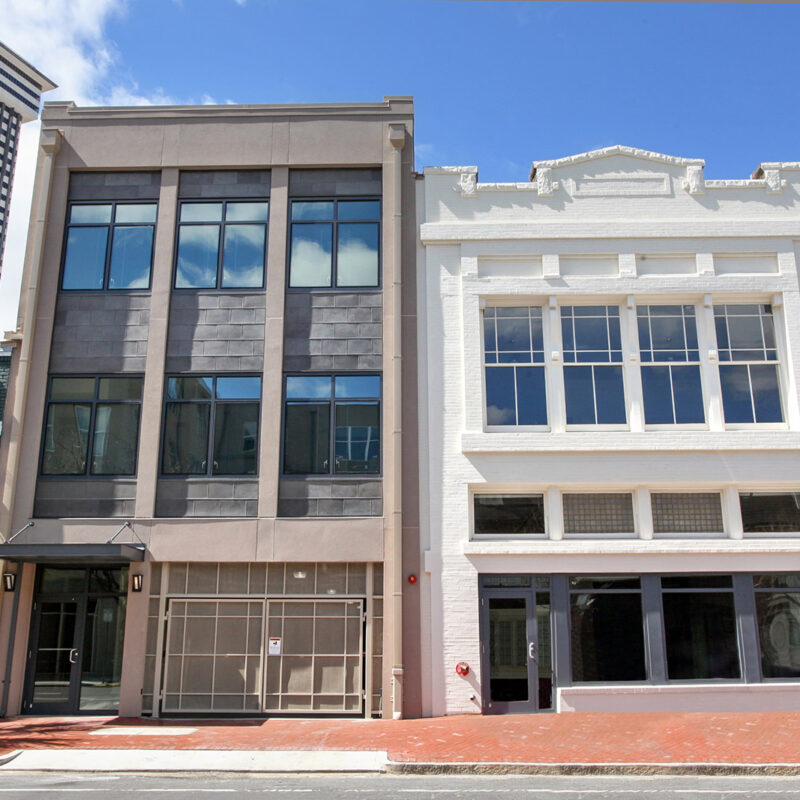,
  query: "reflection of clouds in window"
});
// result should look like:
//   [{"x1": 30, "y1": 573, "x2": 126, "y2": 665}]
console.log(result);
[
  {"x1": 337, "y1": 225, "x2": 378, "y2": 287},
  {"x1": 290, "y1": 238, "x2": 331, "y2": 287},
  {"x1": 176, "y1": 225, "x2": 218, "y2": 288},
  {"x1": 223, "y1": 224, "x2": 266, "y2": 287},
  {"x1": 487, "y1": 404, "x2": 515, "y2": 425}
]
